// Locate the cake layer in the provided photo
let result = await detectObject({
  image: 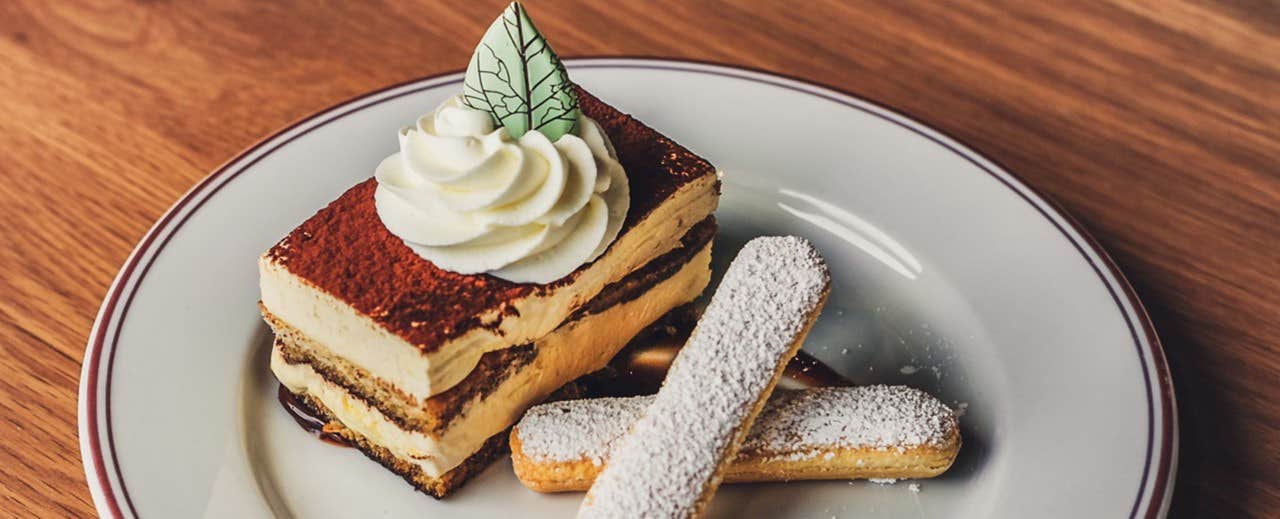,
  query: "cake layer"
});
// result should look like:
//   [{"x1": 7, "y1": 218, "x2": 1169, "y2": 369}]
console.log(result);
[
  {"x1": 283, "y1": 377, "x2": 580, "y2": 498},
  {"x1": 289, "y1": 390, "x2": 514, "y2": 498},
  {"x1": 260, "y1": 89, "x2": 720, "y2": 400},
  {"x1": 271, "y1": 238, "x2": 714, "y2": 479}
]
